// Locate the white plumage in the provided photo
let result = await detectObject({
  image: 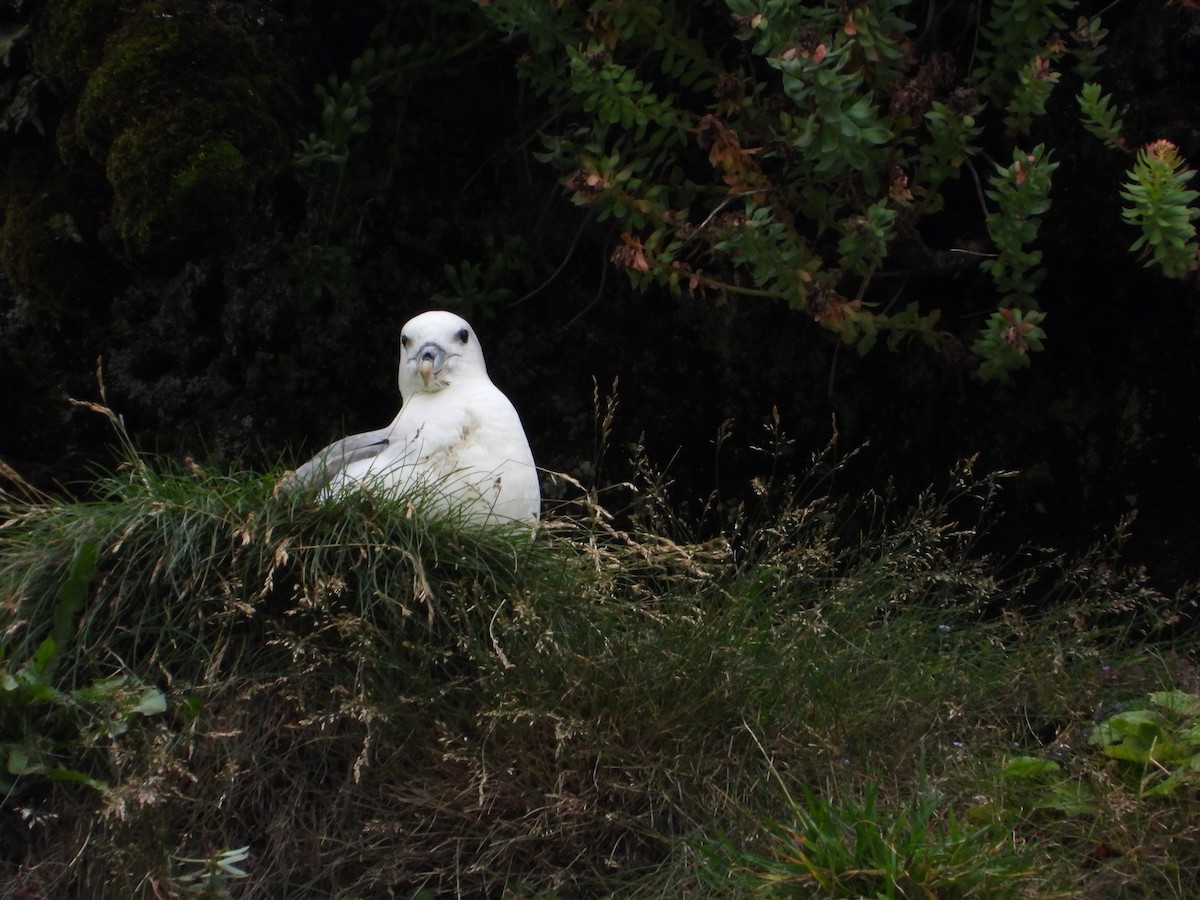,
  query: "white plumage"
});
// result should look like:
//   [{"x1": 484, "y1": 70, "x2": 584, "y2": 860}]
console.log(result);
[{"x1": 285, "y1": 310, "x2": 540, "y2": 524}]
